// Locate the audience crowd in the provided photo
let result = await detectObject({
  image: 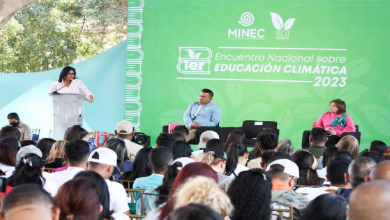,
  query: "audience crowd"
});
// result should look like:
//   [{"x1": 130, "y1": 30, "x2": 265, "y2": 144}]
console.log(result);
[{"x1": 0, "y1": 116, "x2": 389, "y2": 220}]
